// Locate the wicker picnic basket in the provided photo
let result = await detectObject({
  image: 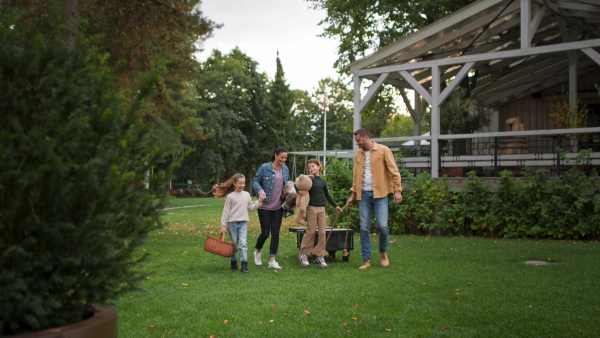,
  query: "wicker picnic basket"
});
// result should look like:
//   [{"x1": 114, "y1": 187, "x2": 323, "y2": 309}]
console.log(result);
[{"x1": 204, "y1": 232, "x2": 234, "y2": 258}]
